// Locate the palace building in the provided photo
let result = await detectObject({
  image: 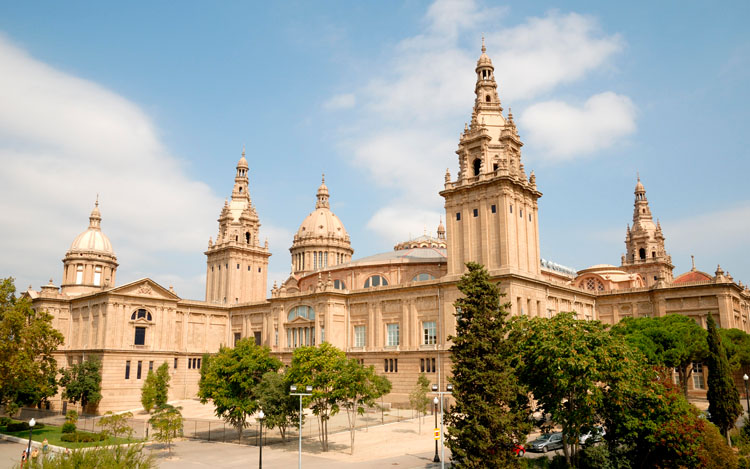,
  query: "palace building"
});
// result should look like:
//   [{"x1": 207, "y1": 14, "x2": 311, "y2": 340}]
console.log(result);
[{"x1": 26, "y1": 44, "x2": 750, "y2": 412}]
